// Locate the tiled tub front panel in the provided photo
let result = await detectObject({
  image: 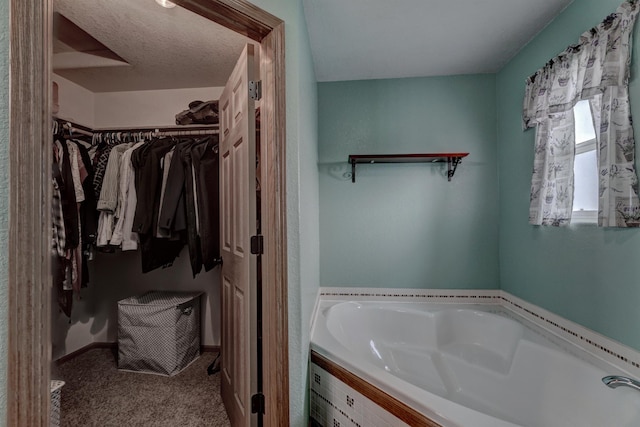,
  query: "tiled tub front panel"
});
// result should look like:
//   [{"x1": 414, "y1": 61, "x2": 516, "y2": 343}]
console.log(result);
[{"x1": 310, "y1": 362, "x2": 410, "y2": 427}]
